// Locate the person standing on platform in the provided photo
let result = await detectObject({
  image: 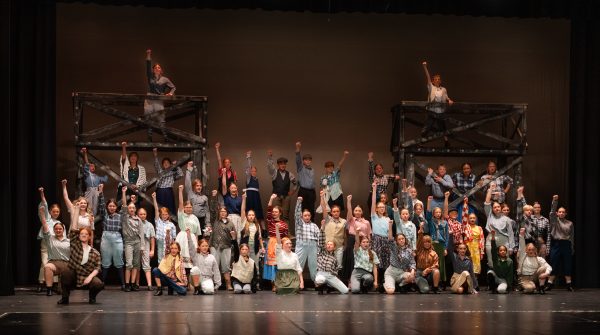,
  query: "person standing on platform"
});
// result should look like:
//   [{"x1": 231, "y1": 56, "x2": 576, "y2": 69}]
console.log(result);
[
  {"x1": 244, "y1": 151, "x2": 264, "y2": 223},
  {"x1": 341, "y1": 195, "x2": 371, "y2": 285},
  {"x1": 425, "y1": 164, "x2": 454, "y2": 211},
  {"x1": 267, "y1": 150, "x2": 297, "y2": 226},
  {"x1": 97, "y1": 184, "x2": 126, "y2": 290},
  {"x1": 184, "y1": 161, "x2": 210, "y2": 233},
  {"x1": 38, "y1": 204, "x2": 70, "y2": 297},
  {"x1": 81, "y1": 147, "x2": 107, "y2": 216},
  {"x1": 367, "y1": 151, "x2": 399, "y2": 212},
  {"x1": 263, "y1": 194, "x2": 289, "y2": 291},
  {"x1": 120, "y1": 142, "x2": 147, "y2": 207},
  {"x1": 320, "y1": 150, "x2": 349, "y2": 213},
  {"x1": 545, "y1": 195, "x2": 575, "y2": 292},
  {"x1": 479, "y1": 161, "x2": 513, "y2": 204},
  {"x1": 295, "y1": 141, "x2": 316, "y2": 219},
  {"x1": 36, "y1": 187, "x2": 63, "y2": 293},
  {"x1": 421, "y1": 61, "x2": 453, "y2": 144},
  {"x1": 57, "y1": 213, "x2": 104, "y2": 305},
  {"x1": 153, "y1": 148, "x2": 182, "y2": 216},
  {"x1": 144, "y1": 49, "x2": 175, "y2": 141},
  {"x1": 451, "y1": 162, "x2": 477, "y2": 218}
]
